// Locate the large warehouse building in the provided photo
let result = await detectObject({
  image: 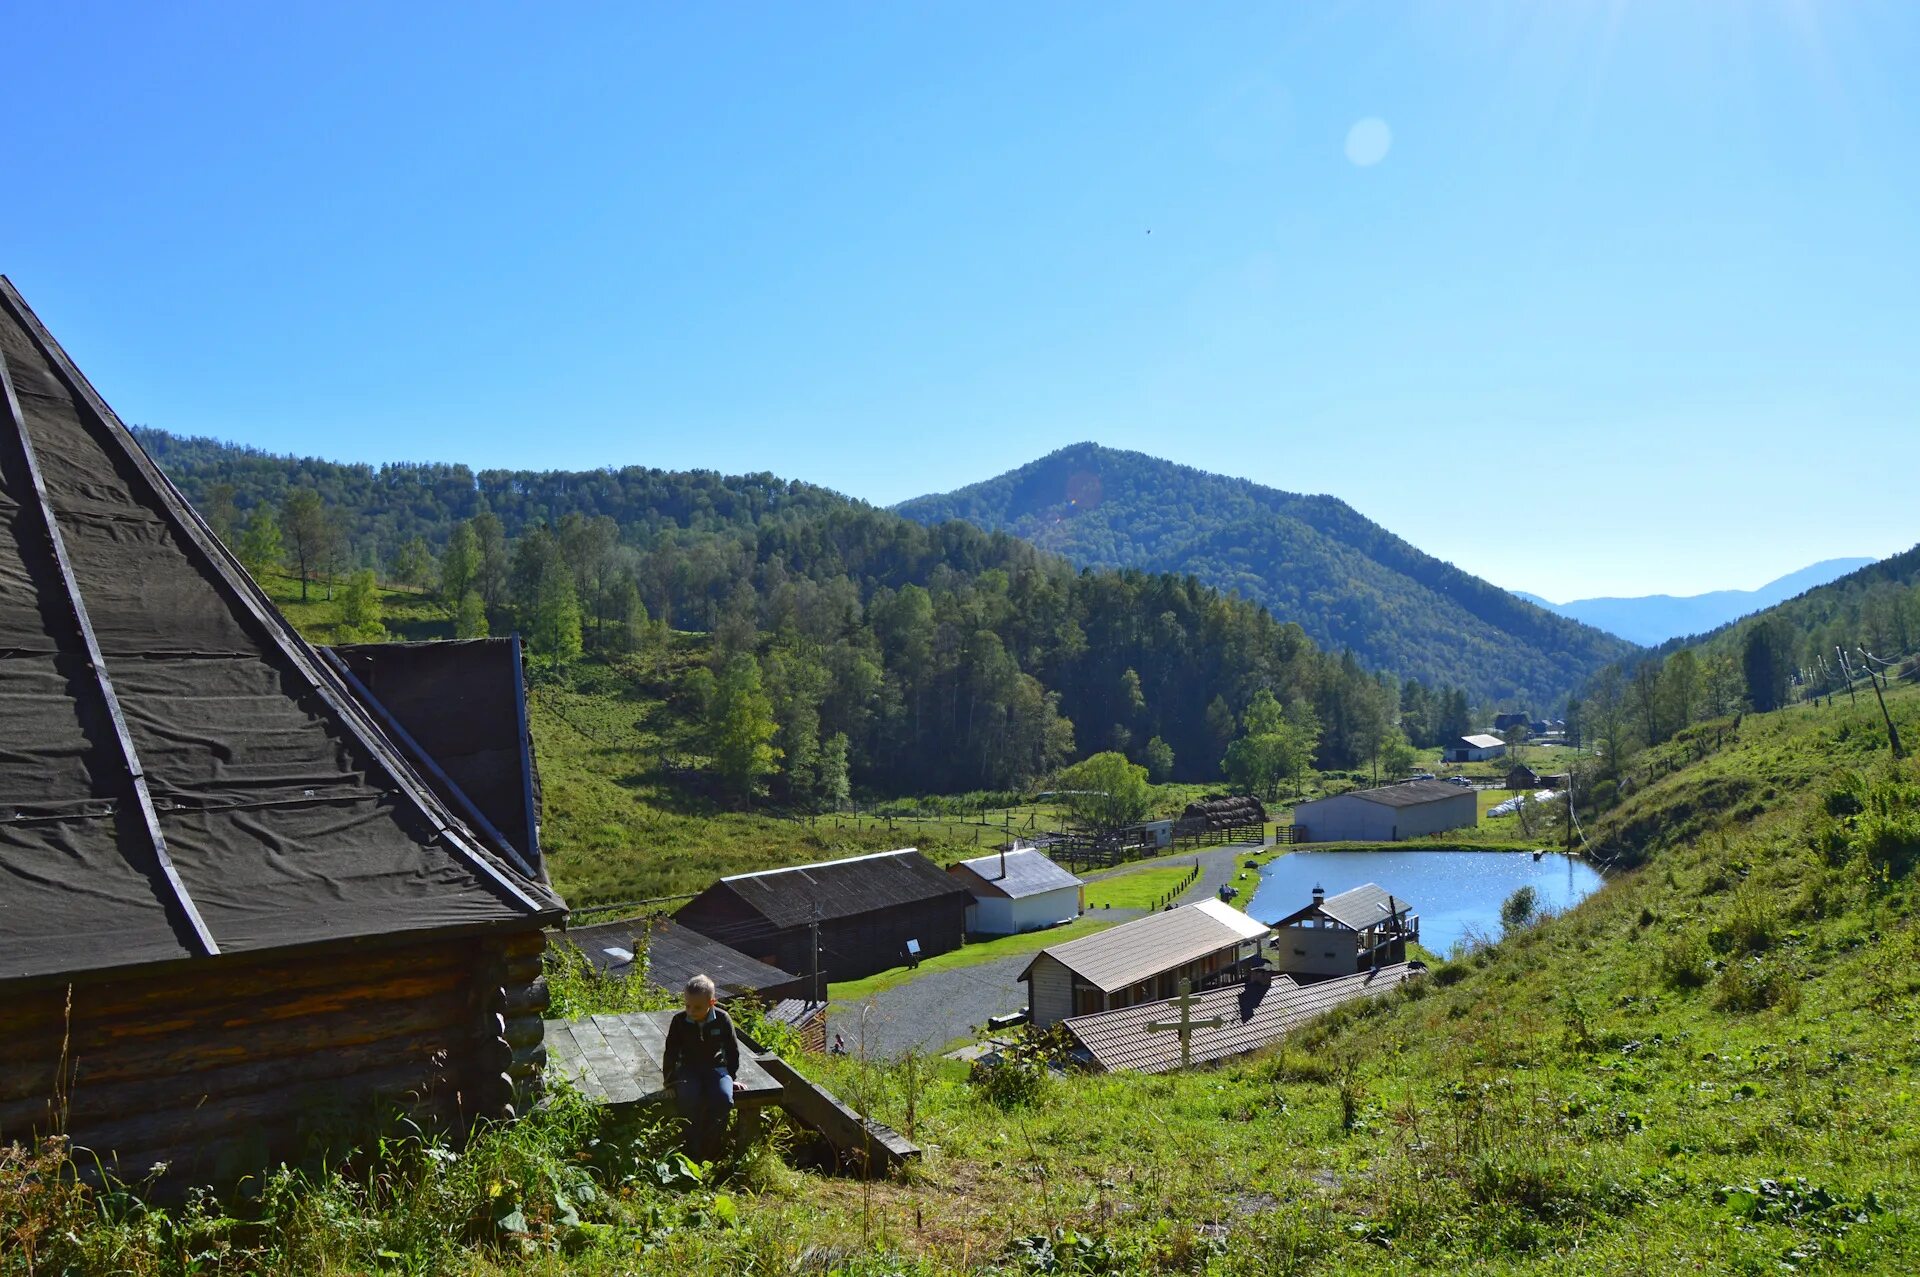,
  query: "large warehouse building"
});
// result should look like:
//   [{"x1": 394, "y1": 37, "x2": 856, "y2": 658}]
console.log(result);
[{"x1": 1291, "y1": 779, "x2": 1478, "y2": 843}]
